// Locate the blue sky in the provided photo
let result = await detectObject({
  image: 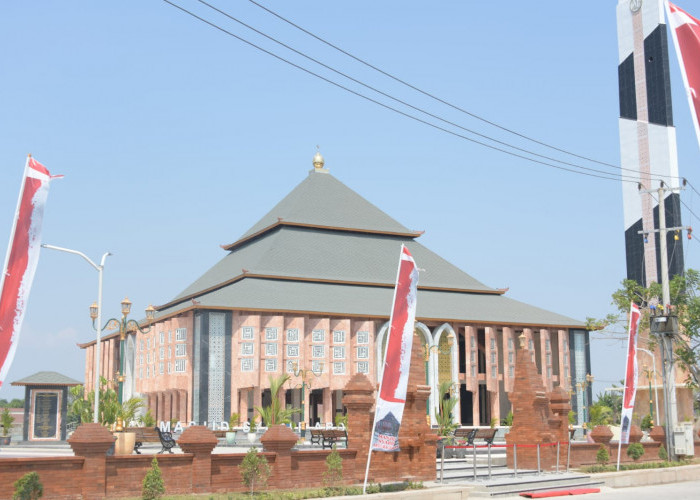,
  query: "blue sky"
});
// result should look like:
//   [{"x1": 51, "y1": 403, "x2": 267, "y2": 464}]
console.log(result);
[{"x1": 2, "y1": 1, "x2": 700, "y2": 401}]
